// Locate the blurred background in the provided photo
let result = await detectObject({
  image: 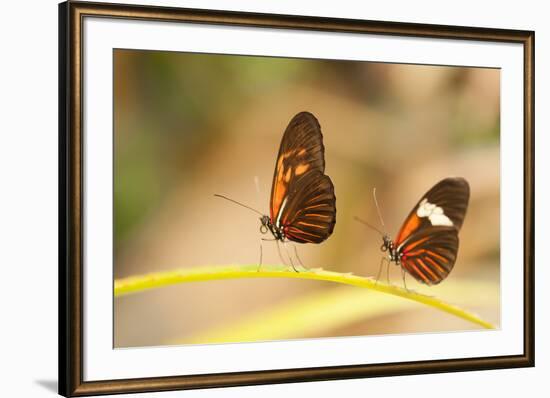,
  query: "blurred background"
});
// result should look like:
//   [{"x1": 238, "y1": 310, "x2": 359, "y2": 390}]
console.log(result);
[{"x1": 114, "y1": 49, "x2": 500, "y2": 348}]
